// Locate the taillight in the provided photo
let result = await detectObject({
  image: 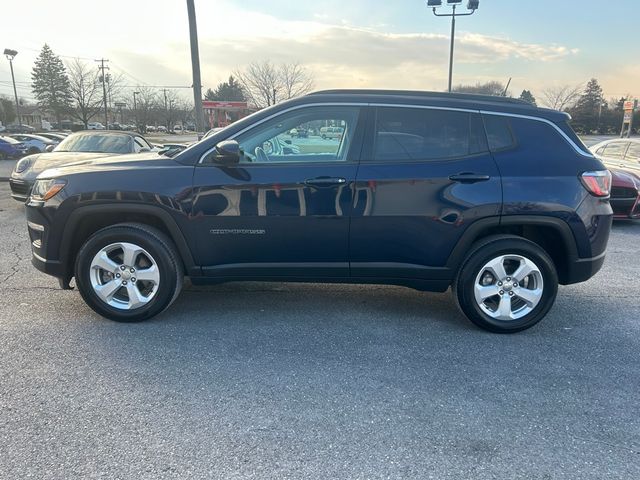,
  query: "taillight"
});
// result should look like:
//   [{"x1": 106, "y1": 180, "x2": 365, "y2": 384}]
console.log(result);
[{"x1": 580, "y1": 170, "x2": 611, "y2": 197}]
